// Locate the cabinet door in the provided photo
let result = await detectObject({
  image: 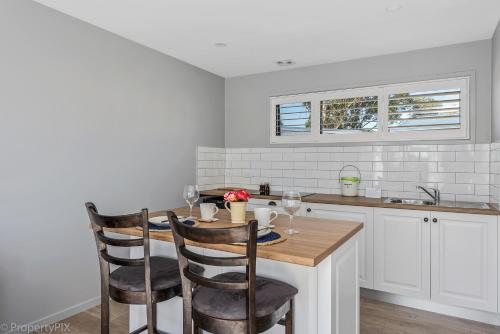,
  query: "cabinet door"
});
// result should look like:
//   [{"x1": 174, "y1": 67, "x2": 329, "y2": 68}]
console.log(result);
[
  {"x1": 304, "y1": 203, "x2": 374, "y2": 289},
  {"x1": 374, "y1": 208, "x2": 431, "y2": 299},
  {"x1": 431, "y1": 212, "x2": 498, "y2": 312},
  {"x1": 247, "y1": 198, "x2": 285, "y2": 214}
]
